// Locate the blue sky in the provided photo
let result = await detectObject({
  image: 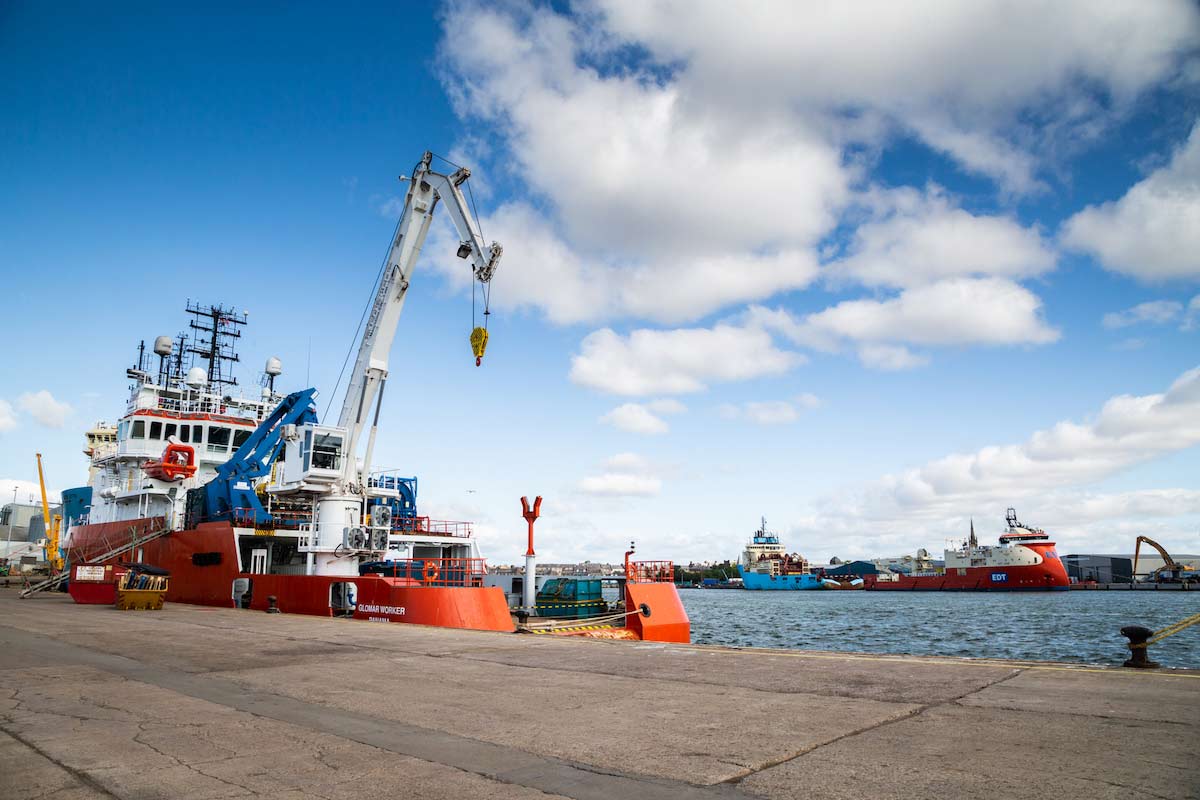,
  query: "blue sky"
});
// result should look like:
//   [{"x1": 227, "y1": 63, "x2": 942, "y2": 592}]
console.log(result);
[{"x1": 2, "y1": 1, "x2": 1199, "y2": 564}]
